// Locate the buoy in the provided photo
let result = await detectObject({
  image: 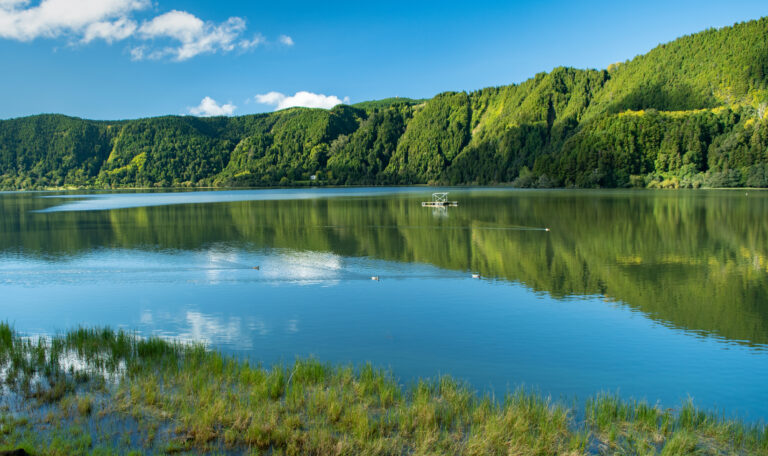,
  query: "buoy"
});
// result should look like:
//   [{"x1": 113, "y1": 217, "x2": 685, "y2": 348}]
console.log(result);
[
  {"x1": 371, "y1": 276, "x2": 380, "y2": 281},
  {"x1": 472, "y1": 273, "x2": 480, "y2": 279},
  {"x1": 253, "y1": 266, "x2": 260, "y2": 270}
]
